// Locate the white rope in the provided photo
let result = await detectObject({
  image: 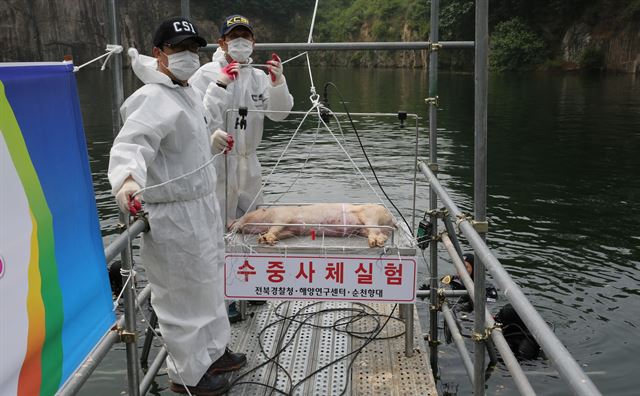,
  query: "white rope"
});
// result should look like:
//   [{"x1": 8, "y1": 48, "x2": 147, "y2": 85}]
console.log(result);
[
  {"x1": 307, "y1": 0, "x2": 320, "y2": 44},
  {"x1": 269, "y1": 119, "x2": 322, "y2": 204},
  {"x1": 242, "y1": 102, "x2": 321, "y2": 212},
  {"x1": 73, "y1": 44, "x2": 122, "y2": 73},
  {"x1": 131, "y1": 151, "x2": 224, "y2": 199},
  {"x1": 111, "y1": 266, "x2": 136, "y2": 311},
  {"x1": 318, "y1": 105, "x2": 395, "y2": 216},
  {"x1": 304, "y1": 0, "x2": 321, "y2": 102},
  {"x1": 281, "y1": 51, "x2": 308, "y2": 65},
  {"x1": 305, "y1": 53, "x2": 318, "y2": 101}
]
